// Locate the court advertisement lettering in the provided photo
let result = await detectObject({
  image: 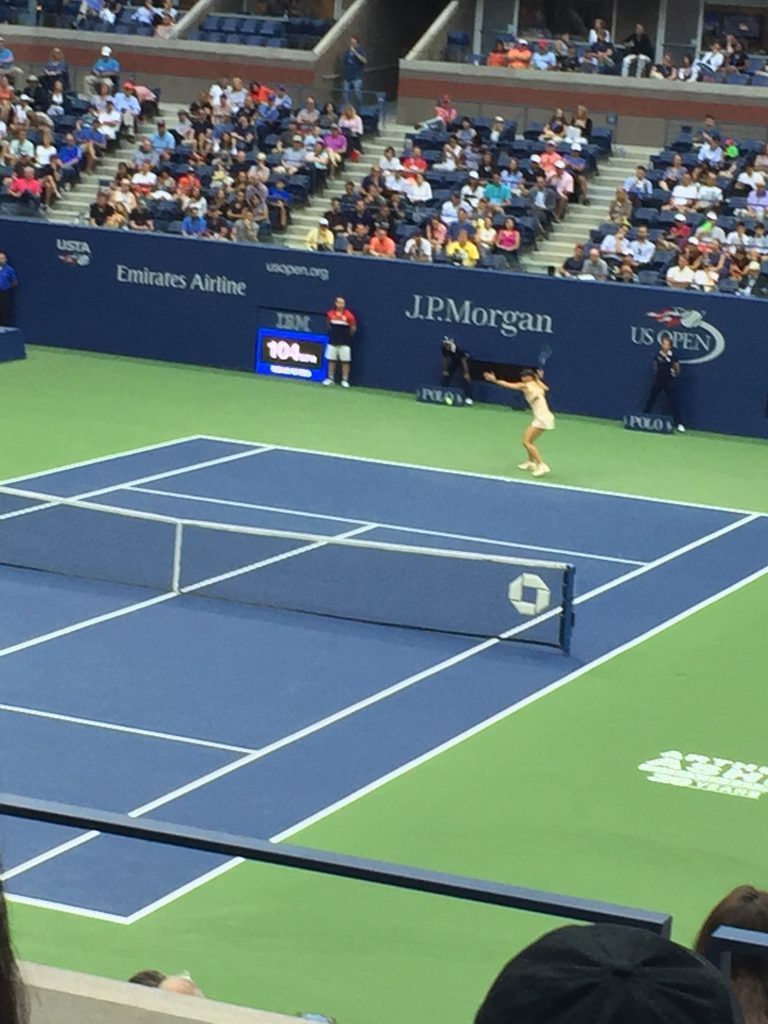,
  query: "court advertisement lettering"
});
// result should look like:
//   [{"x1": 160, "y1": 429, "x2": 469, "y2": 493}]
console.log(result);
[{"x1": 639, "y1": 750, "x2": 768, "y2": 800}]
